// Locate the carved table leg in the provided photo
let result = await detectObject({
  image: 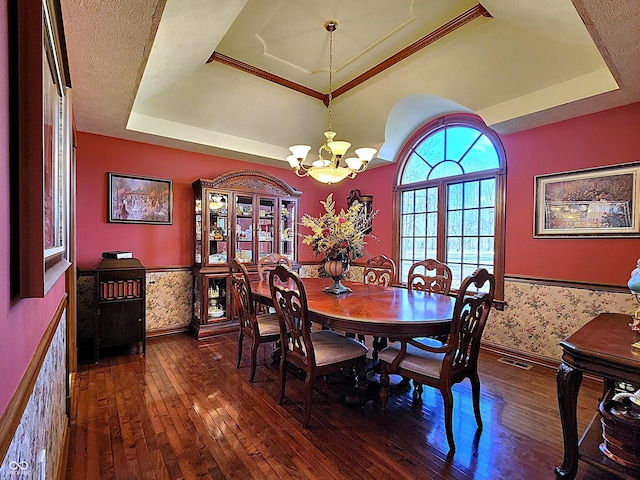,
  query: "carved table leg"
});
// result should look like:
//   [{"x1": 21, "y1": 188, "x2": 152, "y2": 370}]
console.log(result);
[{"x1": 555, "y1": 362, "x2": 583, "y2": 479}]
